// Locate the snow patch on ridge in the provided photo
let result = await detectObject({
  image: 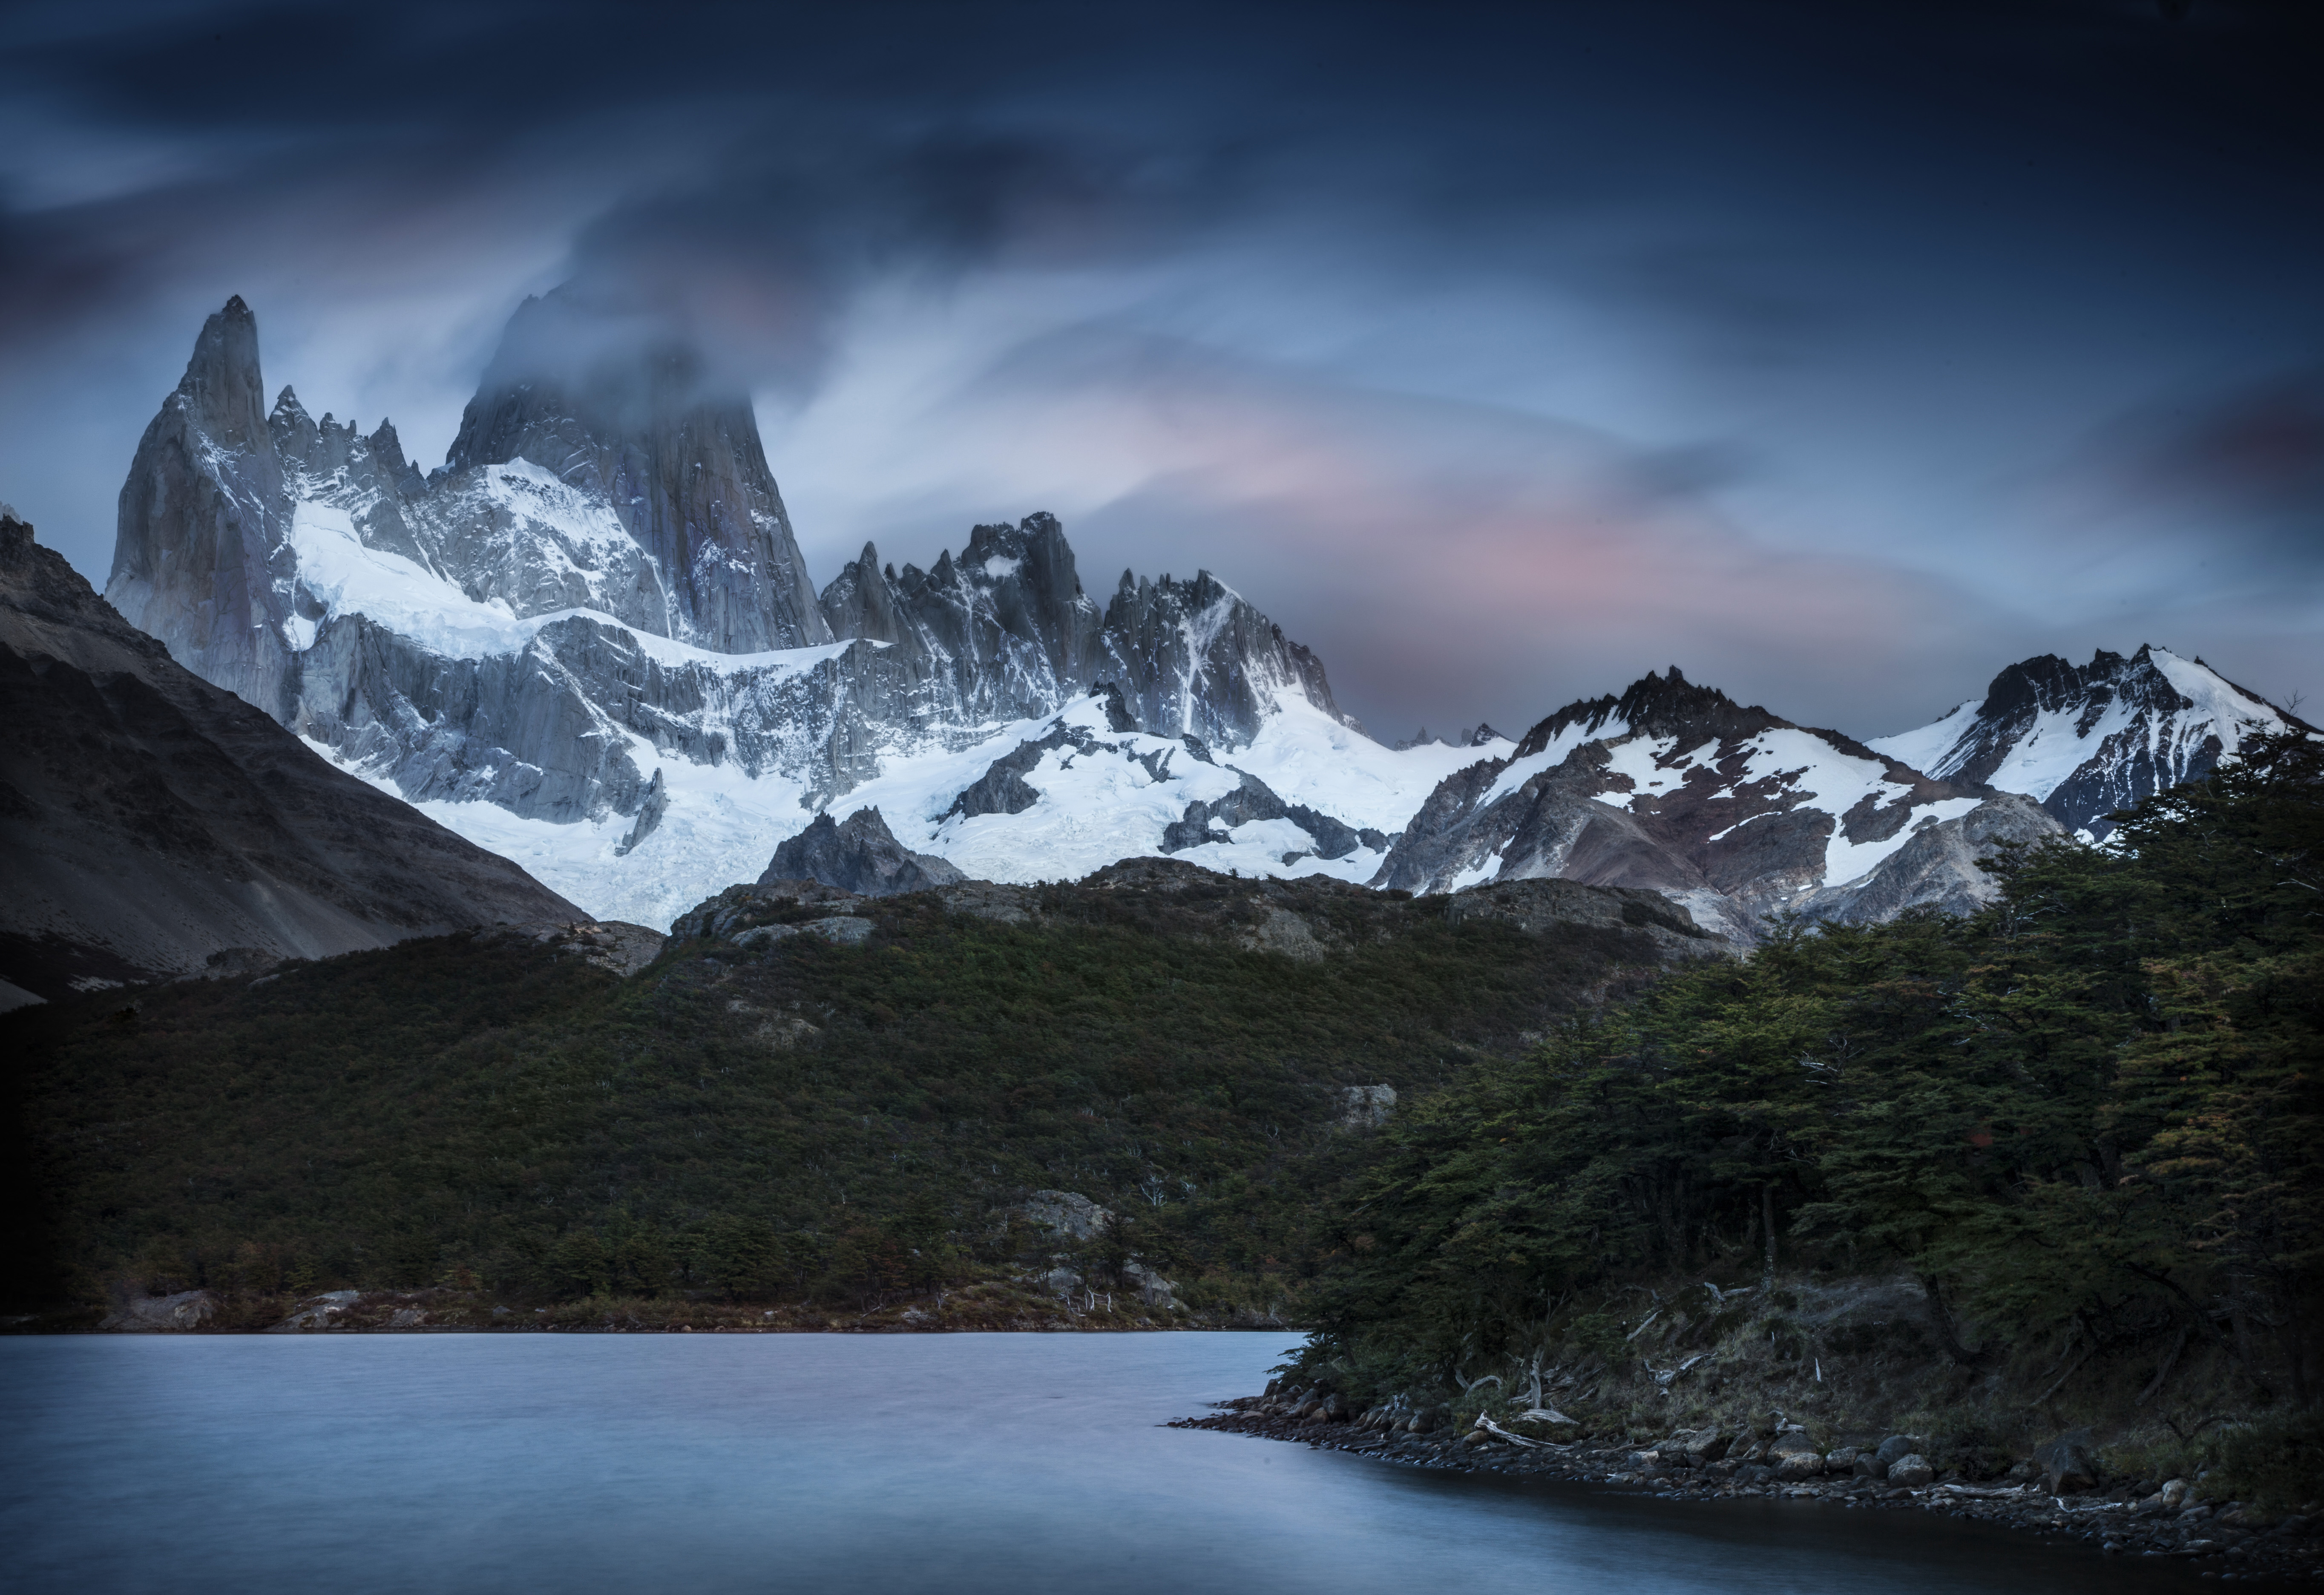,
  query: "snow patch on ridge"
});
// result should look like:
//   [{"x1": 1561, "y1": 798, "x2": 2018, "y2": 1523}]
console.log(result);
[
  {"x1": 2150, "y1": 647, "x2": 2291, "y2": 756},
  {"x1": 1481, "y1": 718, "x2": 1623, "y2": 808},
  {"x1": 1232, "y1": 696, "x2": 1511, "y2": 836},
  {"x1": 286, "y1": 496, "x2": 857, "y2": 674},
  {"x1": 1867, "y1": 700, "x2": 1978, "y2": 780},
  {"x1": 821, "y1": 693, "x2": 1406, "y2": 889}
]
